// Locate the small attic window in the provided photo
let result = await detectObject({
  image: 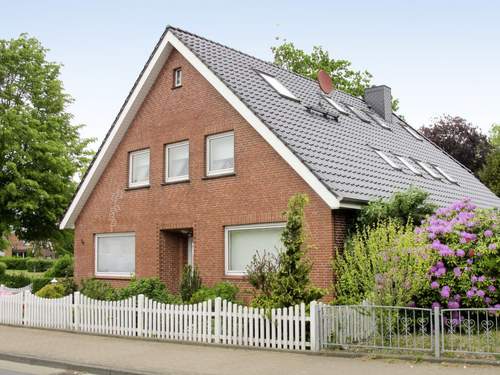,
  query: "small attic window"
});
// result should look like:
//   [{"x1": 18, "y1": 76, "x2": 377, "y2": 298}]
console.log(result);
[
  {"x1": 324, "y1": 97, "x2": 349, "y2": 115},
  {"x1": 403, "y1": 124, "x2": 423, "y2": 140},
  {"x1": 397, "y1": 156, "x2": 422, "y2": 175},
  {"x1": 173, "y1": 68, "x2": 182, "y2": 88},
  {"x1": 258, "y1": 72, "x2": 298, "y2": 101},
  {"x1": 435, "y1": 166, "x2": 458, "y2": 184},
  {"x1": 366, "y1": 112, "x2": 391, "y2": 130},
  {"x1": 417, "y1": 161, "x2": 442, "y2": 179},
  {"x1": 346, "y1": 104, "x2": 371, "y2": 123},
  {"x1": 375, "y1": 150, "x2": 401, "y2": 170}
]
